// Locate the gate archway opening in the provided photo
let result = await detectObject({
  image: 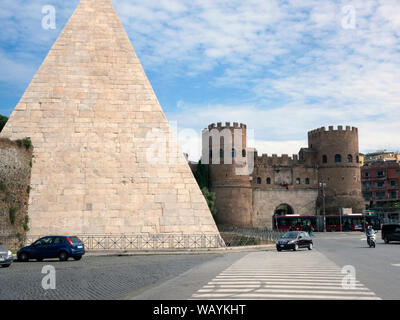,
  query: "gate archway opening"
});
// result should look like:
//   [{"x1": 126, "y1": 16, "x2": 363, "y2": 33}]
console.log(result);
[
  {"x1": 274, "y1": 203, "x2": 294, "y2": 216},
  {"x1": 273, "y1": 203, "x2": 294, "y2": 230}
]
